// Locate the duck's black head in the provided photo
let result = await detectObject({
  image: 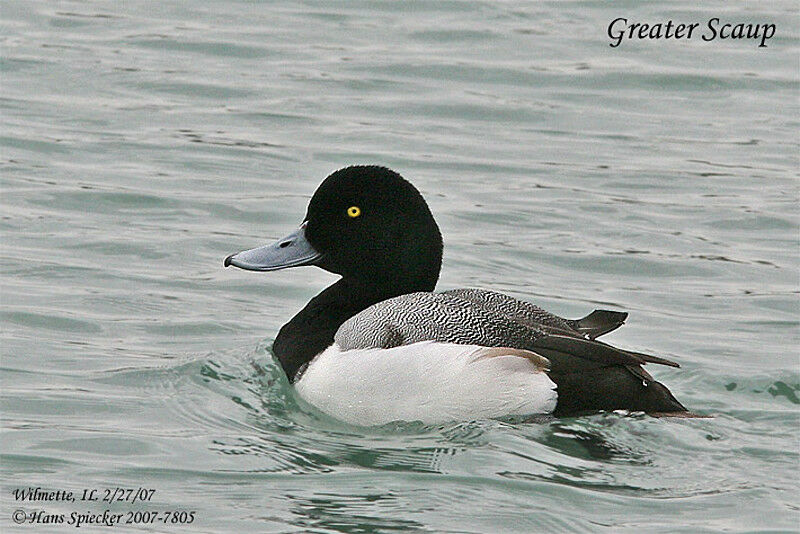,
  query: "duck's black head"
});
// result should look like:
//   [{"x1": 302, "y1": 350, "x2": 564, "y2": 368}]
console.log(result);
[{"x1": 225, "y1": 166, "x2": 443, "y2": 291}]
